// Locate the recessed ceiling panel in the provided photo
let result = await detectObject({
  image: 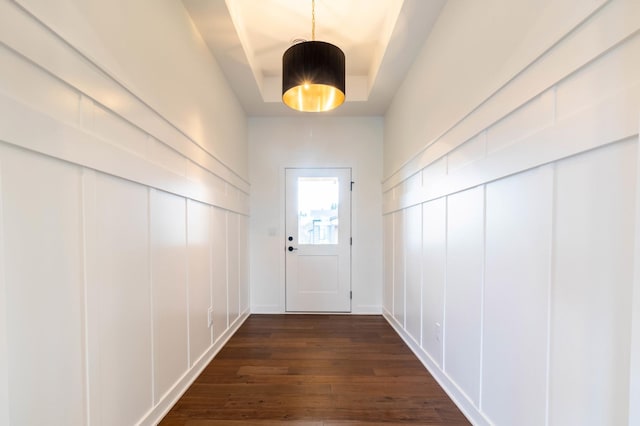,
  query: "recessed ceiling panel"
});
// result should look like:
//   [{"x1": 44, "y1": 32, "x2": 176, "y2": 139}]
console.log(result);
[{"x1": 183, "y1": 0, "x2": 446, "y2": 115}]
